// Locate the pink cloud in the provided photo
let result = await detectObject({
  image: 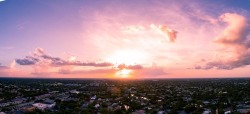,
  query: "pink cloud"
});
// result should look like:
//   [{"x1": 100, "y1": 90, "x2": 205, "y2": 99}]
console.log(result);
[
  {"x1": 198, "y1": 13, "x2": 250, "y2": 70},
  {"x1": 159, "y1": 25, "x2": 178, "y2": 42}
]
